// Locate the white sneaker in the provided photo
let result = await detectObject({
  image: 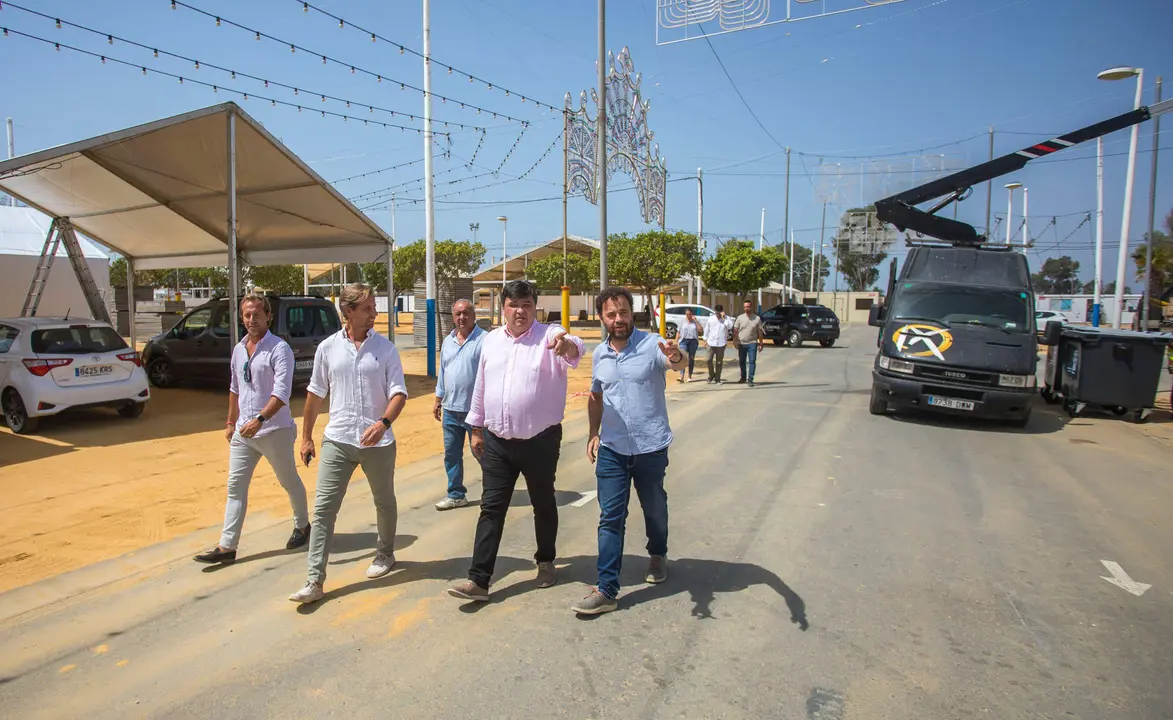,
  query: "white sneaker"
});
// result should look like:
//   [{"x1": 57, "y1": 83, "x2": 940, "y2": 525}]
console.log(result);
[
  {"x1": 289, "y1": 581, "x2": 324, "y2": 604},
  {"x1": 434, "y1": 496, "x2": 469, "y2": 511},
  {"x1": 366, "y1": 552, "x2": 396, "y2": 579}
]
